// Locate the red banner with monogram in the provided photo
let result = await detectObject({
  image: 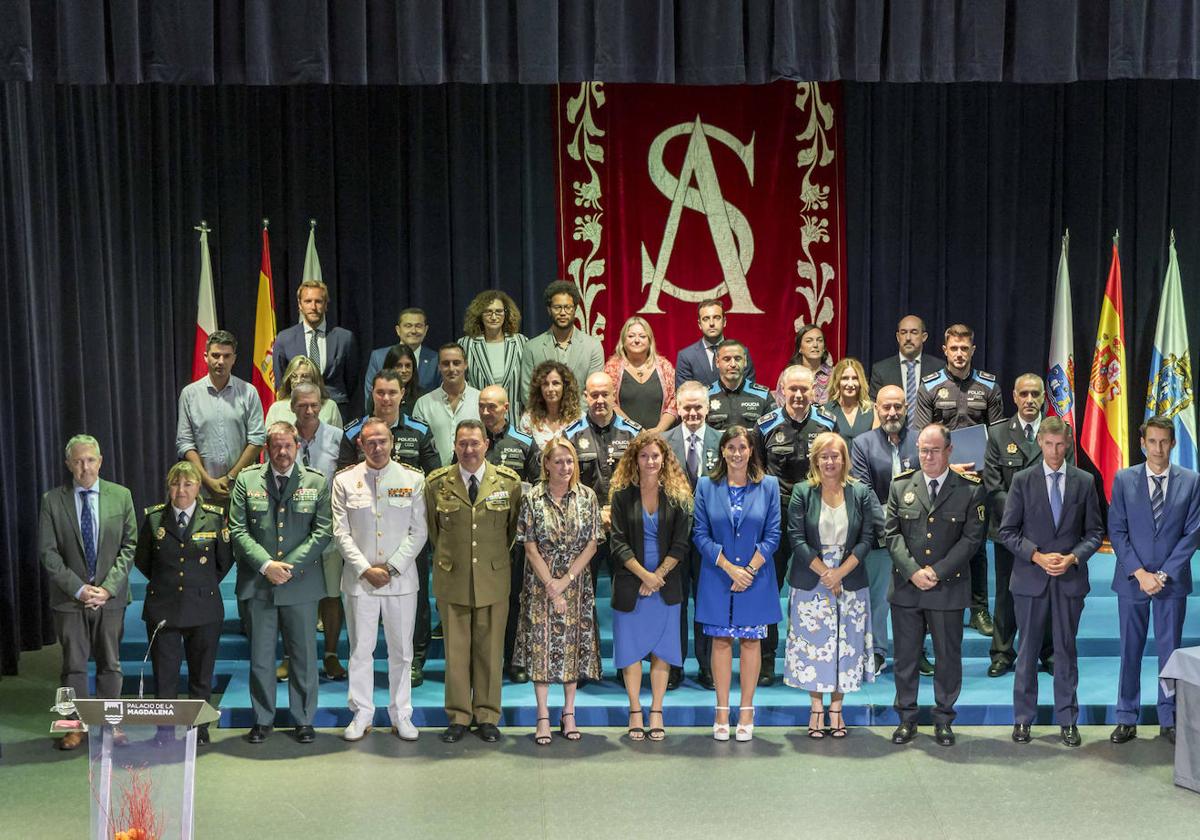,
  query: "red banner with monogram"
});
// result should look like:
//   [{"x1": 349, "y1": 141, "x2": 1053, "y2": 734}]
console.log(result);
[{"x1": 554, "y1": 81, "x2": 846, "y2": 386}]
